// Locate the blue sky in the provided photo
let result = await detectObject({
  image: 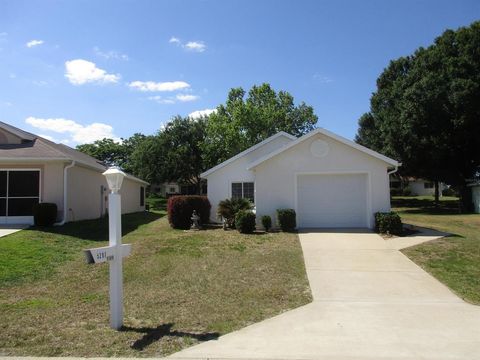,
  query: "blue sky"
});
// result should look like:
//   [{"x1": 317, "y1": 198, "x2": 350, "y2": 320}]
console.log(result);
[{"x1": 0, "y1": 0, "x2": 478, "y2": 145}]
